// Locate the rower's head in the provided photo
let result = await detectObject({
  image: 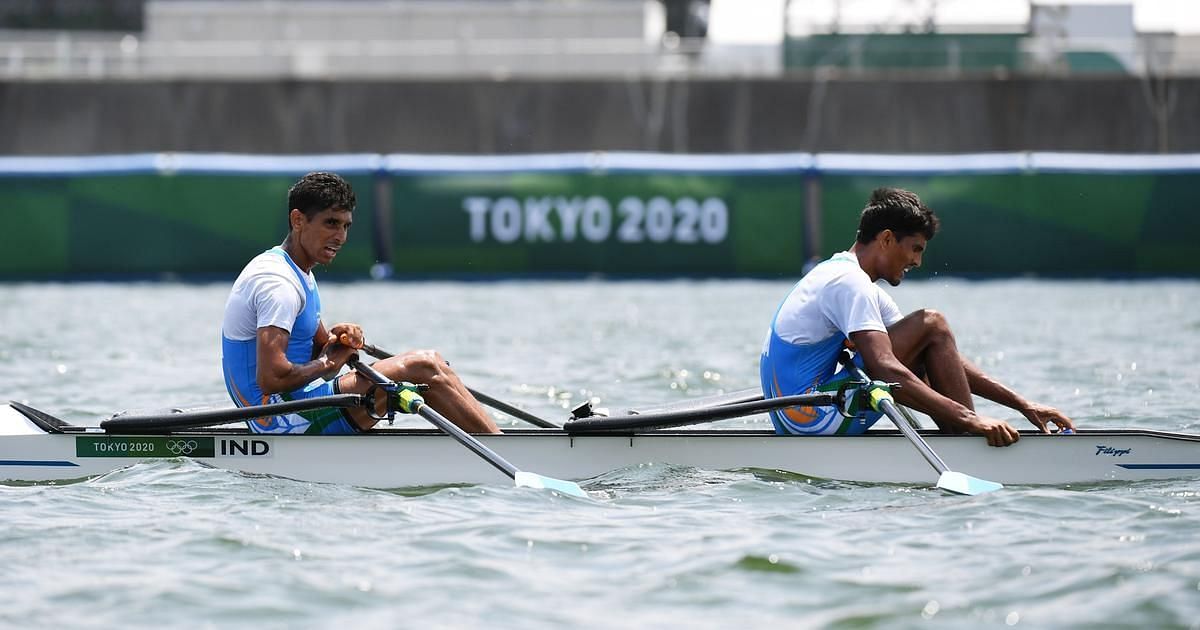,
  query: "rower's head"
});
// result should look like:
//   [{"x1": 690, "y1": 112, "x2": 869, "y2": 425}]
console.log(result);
[
  {"x1": 853, "y1": 188, "x2": 939, "y2": 286},
  {"x1": 284, "y1": 172, "x2": 357, "y2": 271}
]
